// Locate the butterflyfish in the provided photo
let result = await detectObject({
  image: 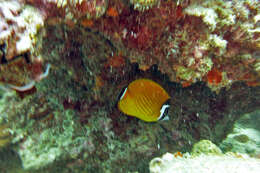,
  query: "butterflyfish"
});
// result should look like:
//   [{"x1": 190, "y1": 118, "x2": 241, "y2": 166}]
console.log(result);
[{"x1": 117, "y1": 79, "x2": 170, "y2": 122}]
